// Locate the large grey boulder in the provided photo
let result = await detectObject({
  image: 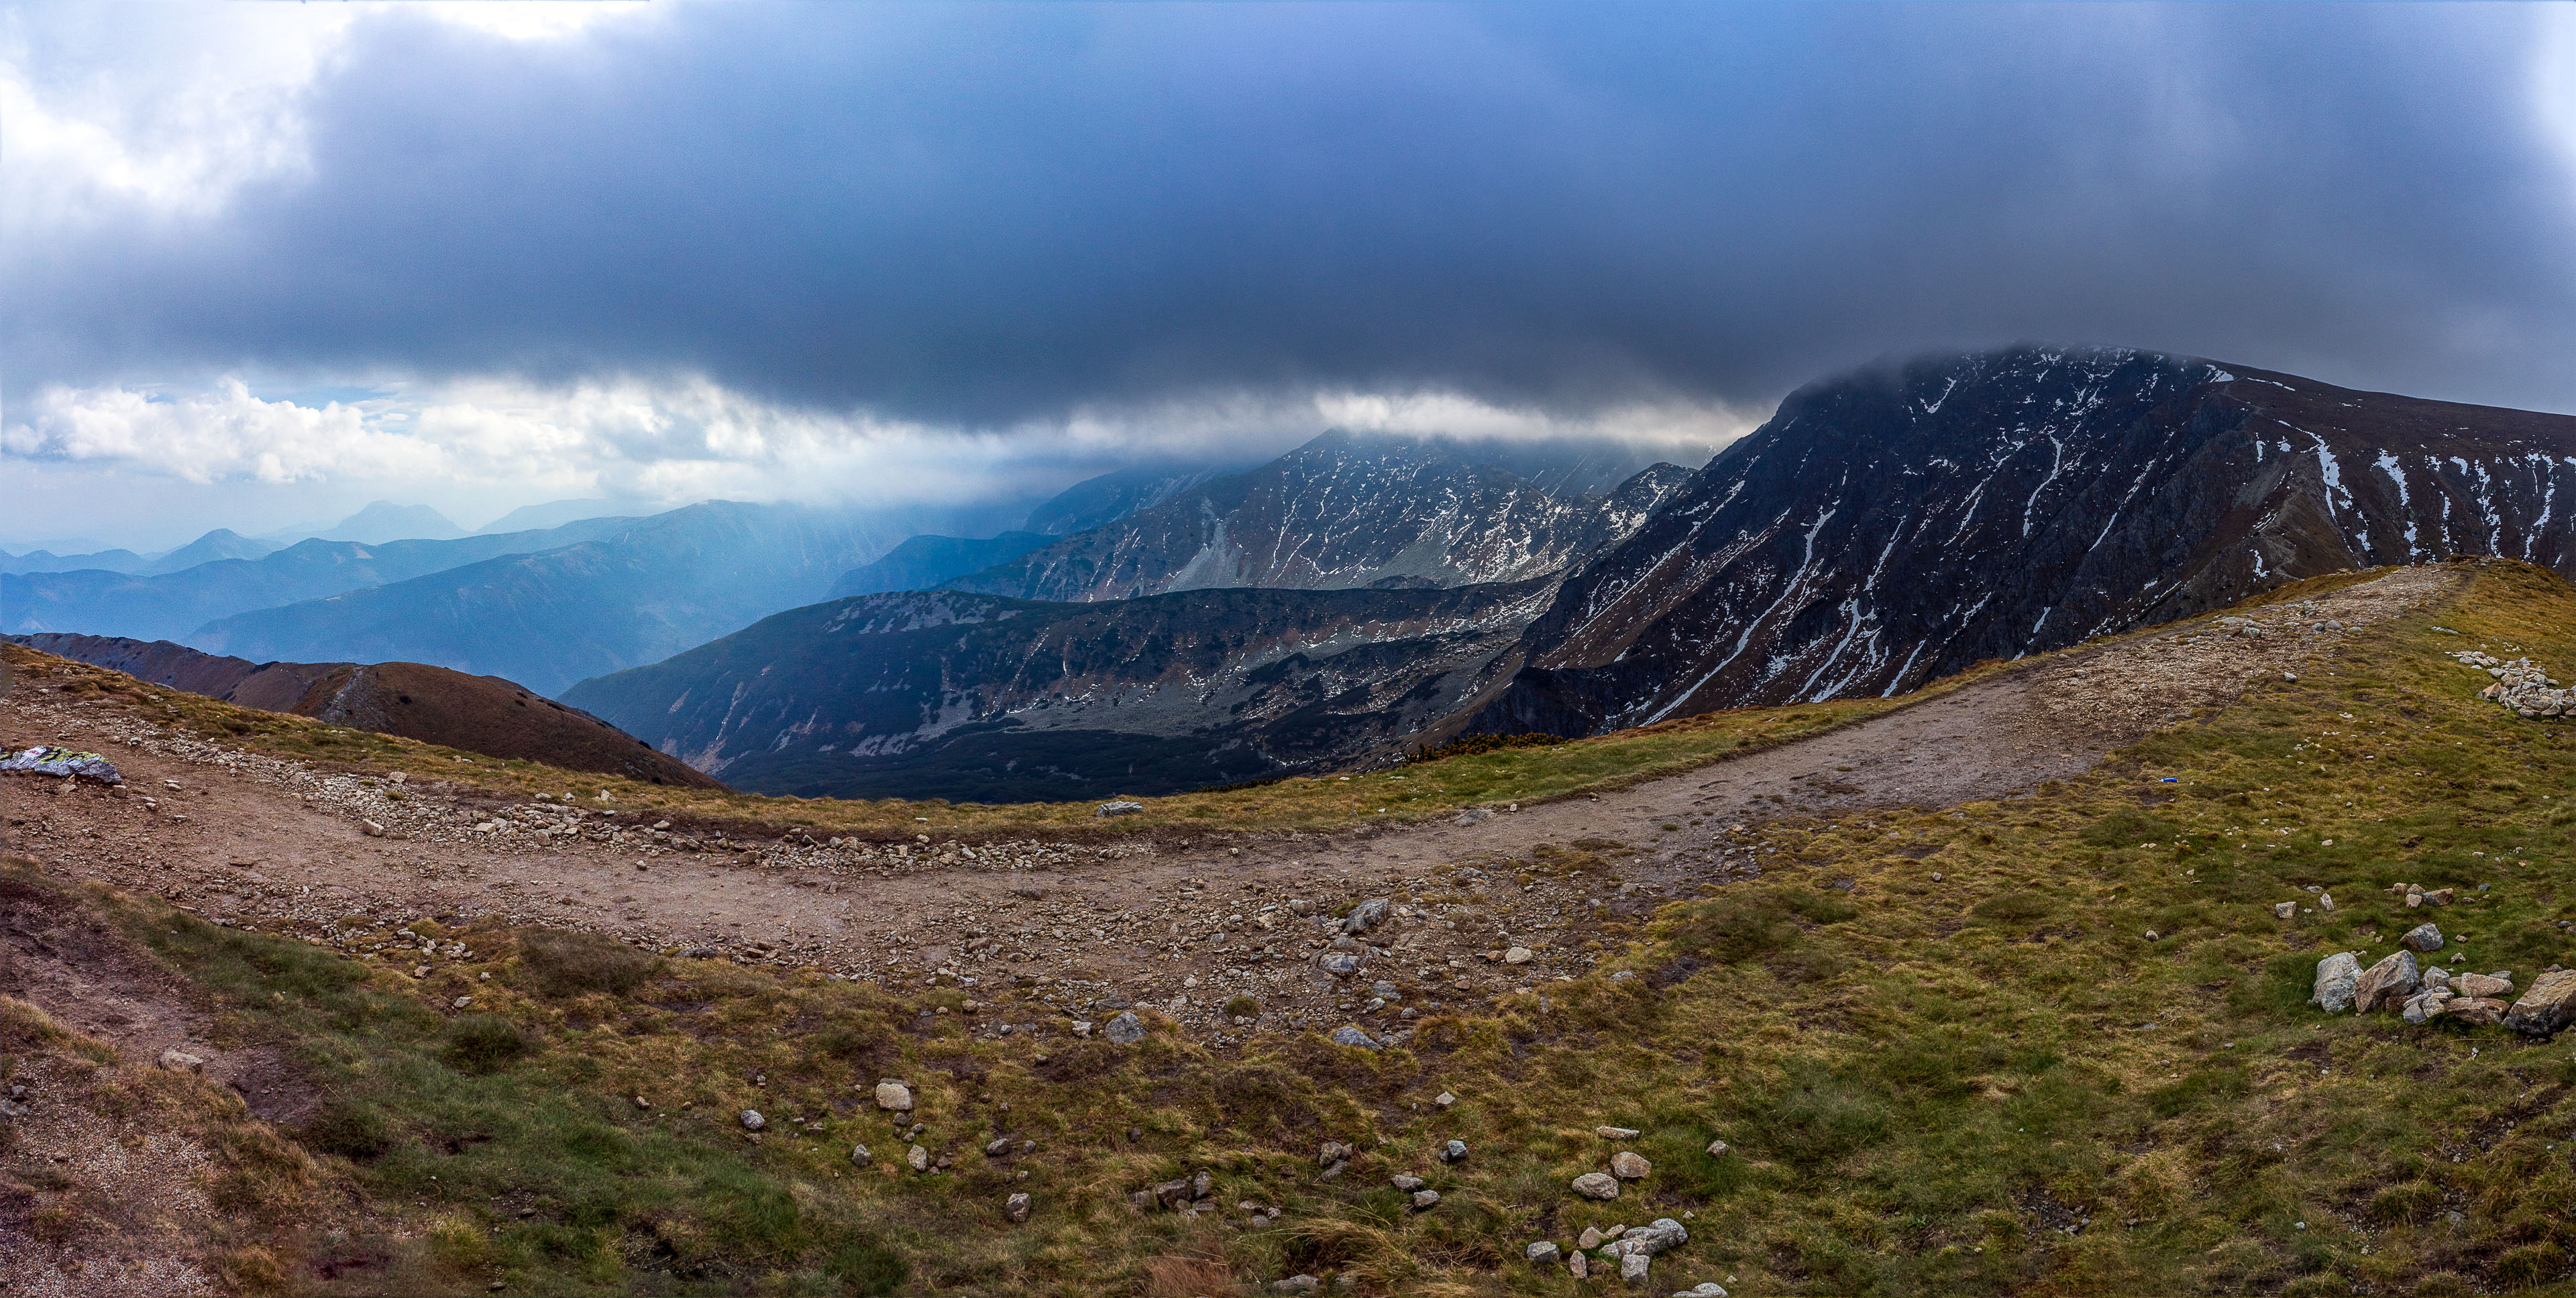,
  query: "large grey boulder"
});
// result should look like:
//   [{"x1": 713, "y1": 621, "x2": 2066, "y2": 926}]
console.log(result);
[
  {"x1": 2506, "y1": 969, "x2": 2576, "y2": 1037},
  {"x1": 1104, "y1": 1012, "x2": 1146, "y2": 1044},
  {"x1": 2311, "y1": 953, "x2": 2362, "y2": 1013},
  {"x1": 1329, "y1": 1025, "x2": 1381, "y2": 1050}
]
